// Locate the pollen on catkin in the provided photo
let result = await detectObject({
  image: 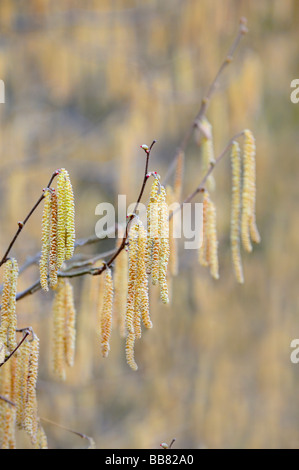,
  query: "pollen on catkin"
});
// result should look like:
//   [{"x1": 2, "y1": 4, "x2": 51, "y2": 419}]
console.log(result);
[
  {"x1": 125, "y1": 331, "x2": 138, "y2": 371},
  {"x1": 40, "y1": 189, "x2": 52, "y2": 291},
  {"x1": 51, "y1": 278, "x2": 76, "y2": 379},
  {"x1": 16, "y1": 339, "x2": 31, "y2": 428},
  {"x1": 49, "y1": 191, "x2": 58, "y2": 289},
  {"x1": 199, "y1": 191, "x2": 219, "y2": 280},
  {"x1": 146, "y1": 176, "x2": 160, "y2": 275},
  {"x1": 198, "y1": 118, "x2": 216, "y2": 192},
  {"x1": 0, "y1": 358, "x2": 16, "y2": 448},
  {"x1": 241, "y1": 130, "x2": 260, "y2": 252},
  {"x1": 166, "y1": 185, "x2": 179, "y2": 277},
  {"x1": 64, "y1": 279, "x2": 76, "y2": 367},
  {"x1": 199, "y1": 192, "x2": 210, "y2": 267},
  {"x1": 100, "y1": 267, "x2": 114, "y2": 358},
  {"x1": 126, "y1": 224, "x2": 139, "y2": 335},
  {"x1": 136, "y1": 223, "x2": 152, "y2": 329},
  {"x1": 24, "y1": 334, "x2": 39, "y2": 444},
  {"x1": 113, "y1": 239, "x2": 128, "y2": 338},
  {"x1": 56, "y1": 168, "x2": 75, "y2": 269},
  {"x1": 158, "y1": 186, "x2": 170, "y2": 304},
  {"x1": 230, "y1": 141, "x2": 244, "y2": 283},
  {"x1": 0, "y1": 258, "x2": 18, "y2": 352}
]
